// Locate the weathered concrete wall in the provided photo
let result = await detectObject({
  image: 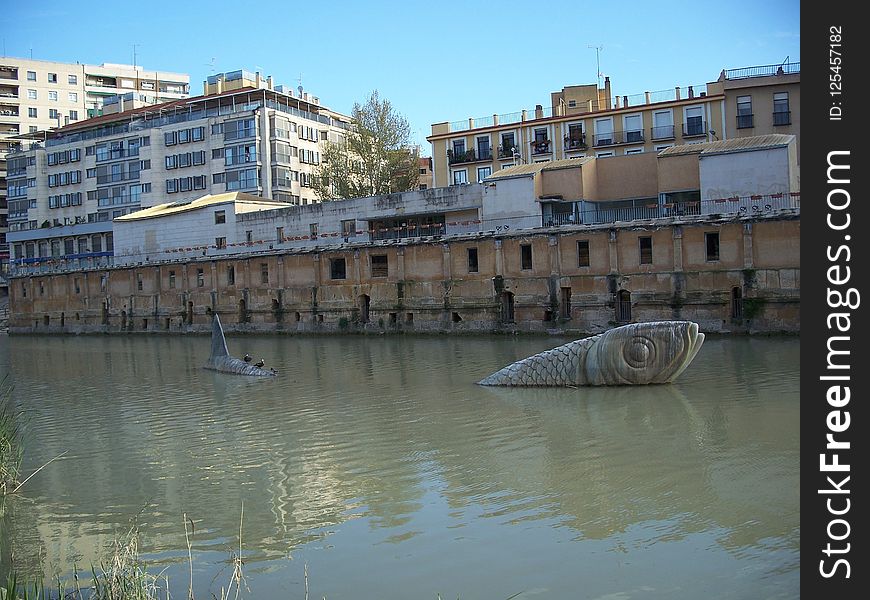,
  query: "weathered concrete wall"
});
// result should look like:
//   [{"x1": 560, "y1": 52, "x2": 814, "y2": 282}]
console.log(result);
[
  {"x1": 658, "y1": 154, "x2": 701, "y2": 193},
  {"x1": 700, "y1": 147, "x2": 796, "y2": 200},
  {"x1": 8, "y1": 213, "x2": 800, "y2": 336}
]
